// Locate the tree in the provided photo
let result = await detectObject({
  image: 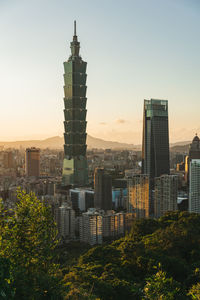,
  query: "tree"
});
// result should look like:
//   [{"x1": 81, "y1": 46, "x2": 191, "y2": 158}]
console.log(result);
[
  {"x1": 143, "y1": 264, "x2": 182, "y2": 300},
  {"x1": 188, "y1": 282, "x2": 200, "y2": 299},
  {"x1": 0, "y1": 189, "x2": 63, "y2": 299},
  {"x1": 0, "y1": 257, "x2": 15, "y2": 299}
]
